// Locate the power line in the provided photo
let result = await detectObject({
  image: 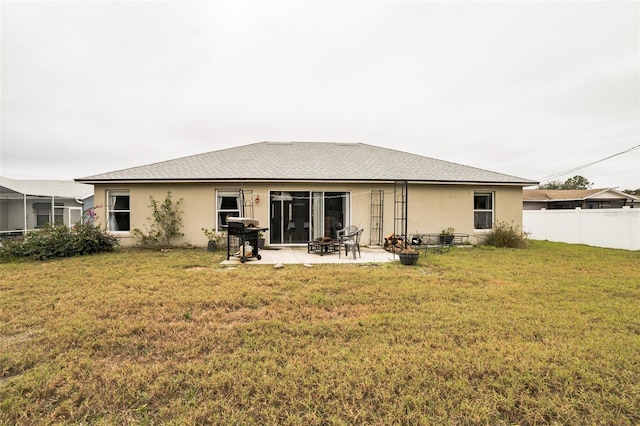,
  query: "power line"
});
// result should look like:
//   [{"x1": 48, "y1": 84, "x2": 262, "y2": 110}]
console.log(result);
[{"x1": 539, "y1": 144, "x2": 640, "y2": 182}]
